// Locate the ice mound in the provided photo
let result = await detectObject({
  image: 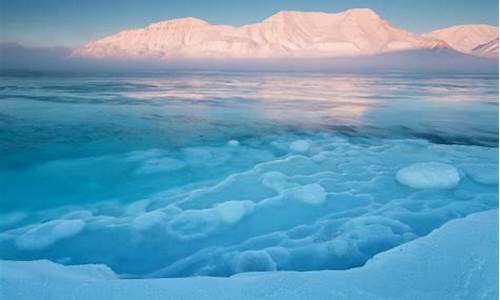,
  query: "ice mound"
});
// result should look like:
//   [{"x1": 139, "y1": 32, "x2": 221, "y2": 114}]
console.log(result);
[
  {"x1": 0, "y1": 135, "x2": 497, "y2": 278},
  {"x1": 232, "y1": 250, "x2": 277, "y2": 273},
  {"x1": 396, "y1": 162, "x2": 460, "y2": 189},
  {"x1": 214, "y1": 201, "x2": 255, "y2": 224},
  {"x1": 1, "y1": 209, "x2": 496, "y2": 300},
  {"x1": 166, "y1": 200, "x2": 255, "y2": 239},
  {"x1": 289, "y1": 140, "x2": 310, "y2": 153},
  {"x1": 131, "y1": 211, "x2": 166, "y2": 231},
  {"x1": 288, "y1": 184, "x2": 327, "y2": 205},
  {"x1": 462, "y1": 163, "x2": 499, "y2": 185},
  {"x1": 228, "y1": 140, "x2": 240, "y2": 147},
  {"x1": 166, "y1": 210, "x2": 220, "y2": 240},
  {"x1": 16, "y1": 220, "x2": 85, "y2": 251},
  {"x1": 261, "y1": 171, "x2": 290, "y2": 191}
]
